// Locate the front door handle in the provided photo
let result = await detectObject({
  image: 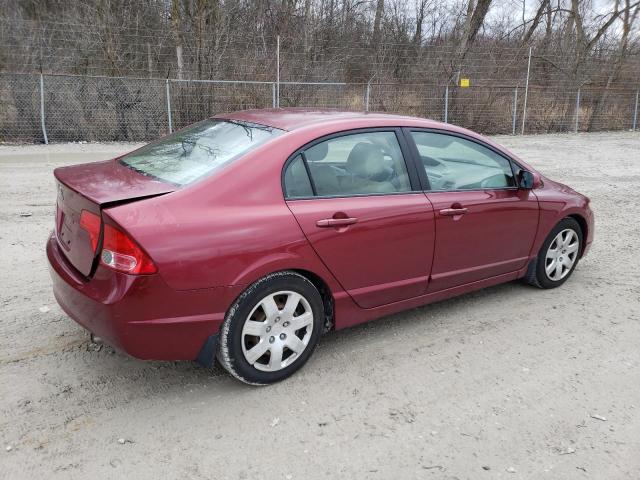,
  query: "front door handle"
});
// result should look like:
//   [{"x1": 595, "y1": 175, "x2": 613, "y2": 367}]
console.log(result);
[
  {"x1": 316, "y1": 217, "x2": 358, "y2": 228},
  {"x1": 439, "y1": 207, "x2": 468, "y2": 216}
]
